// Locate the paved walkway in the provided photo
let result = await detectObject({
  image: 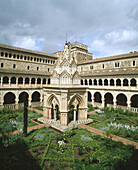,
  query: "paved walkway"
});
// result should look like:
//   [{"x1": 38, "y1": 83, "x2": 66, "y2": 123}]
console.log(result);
[
  {"x1": 0, "y1": 123, "x2": 50, "y2": 137},
  {"x1": 78, "y1": 124, "x2": 138, "y2": 149},
  {"x1": 28, "y1": 107, "x2": 44, "y2": 114},
  {"x1": 87, "y1": 111, "x2": 95, "y2": 115}
]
